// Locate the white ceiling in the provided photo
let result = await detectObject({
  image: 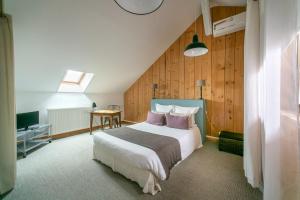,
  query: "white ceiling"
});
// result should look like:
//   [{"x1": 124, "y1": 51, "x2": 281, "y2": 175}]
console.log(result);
[{"x1": 4, "y1": 0, "x2": 246, "y2": 93}]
